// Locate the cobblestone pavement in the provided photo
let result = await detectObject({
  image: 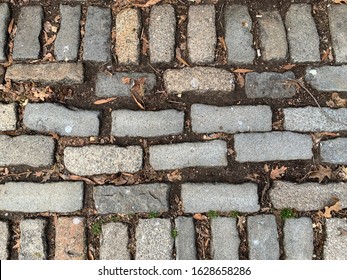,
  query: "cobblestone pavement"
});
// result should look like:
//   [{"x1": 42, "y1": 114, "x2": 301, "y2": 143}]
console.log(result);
[{"x1": 0, "y1": 0, "x2": 347, "y2": 260}]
